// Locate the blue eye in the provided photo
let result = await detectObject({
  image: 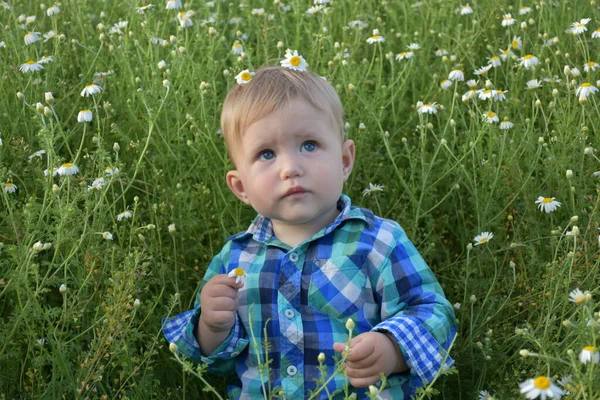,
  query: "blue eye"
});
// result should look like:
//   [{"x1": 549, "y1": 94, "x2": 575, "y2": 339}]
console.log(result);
[
  {"x1": 258, "y1": 150, "x2": 275, "y2": 160},
  {"x1": 302, "y1": 141, "x2": 317, "y2": 152}
]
